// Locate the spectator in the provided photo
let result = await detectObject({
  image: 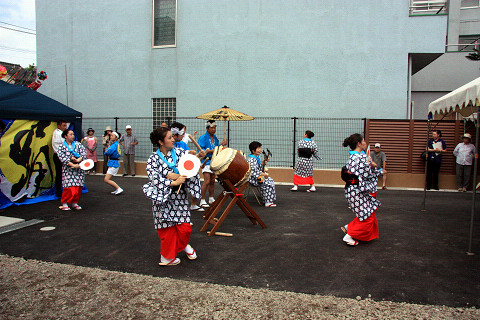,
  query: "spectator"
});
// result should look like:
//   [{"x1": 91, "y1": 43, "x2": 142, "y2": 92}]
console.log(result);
[
  {"x1": 426, "y1": 130, "x2": 447, "y2": 191},
  {"x1": 371, "y1": 143, "x2": 388, "y2": 190},
  {"x1": 119, "y1": 125, "x2": 138, "y2": 176},
  {"x1": 81, "y1": 128, "x2": 98, "y2": 175},
  {"x1": 453, "y1": 133, "x2": 475, "y2": 192},
  {"x1": 52, "y1": 120, "x2": 68, "y2": 197}
]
